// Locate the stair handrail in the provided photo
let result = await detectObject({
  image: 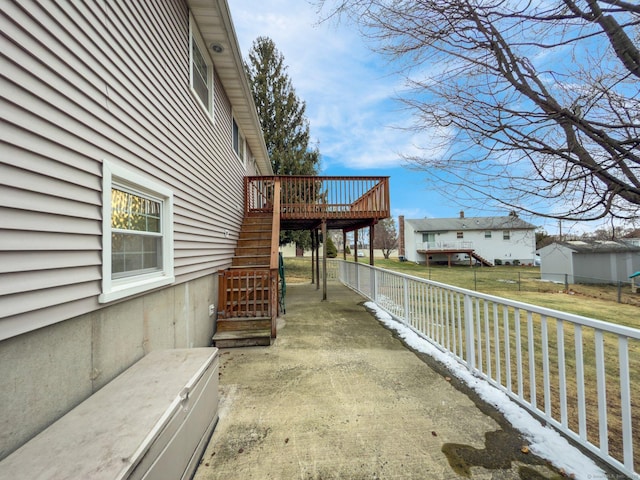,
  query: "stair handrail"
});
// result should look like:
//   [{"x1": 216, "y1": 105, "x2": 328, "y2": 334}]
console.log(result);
[
  {"x1": 270, "y1": 178, "x2": 281, "y2": 270},
  {"x1": 269, "y1": 178, "x2": 281, "y2": 337}
]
